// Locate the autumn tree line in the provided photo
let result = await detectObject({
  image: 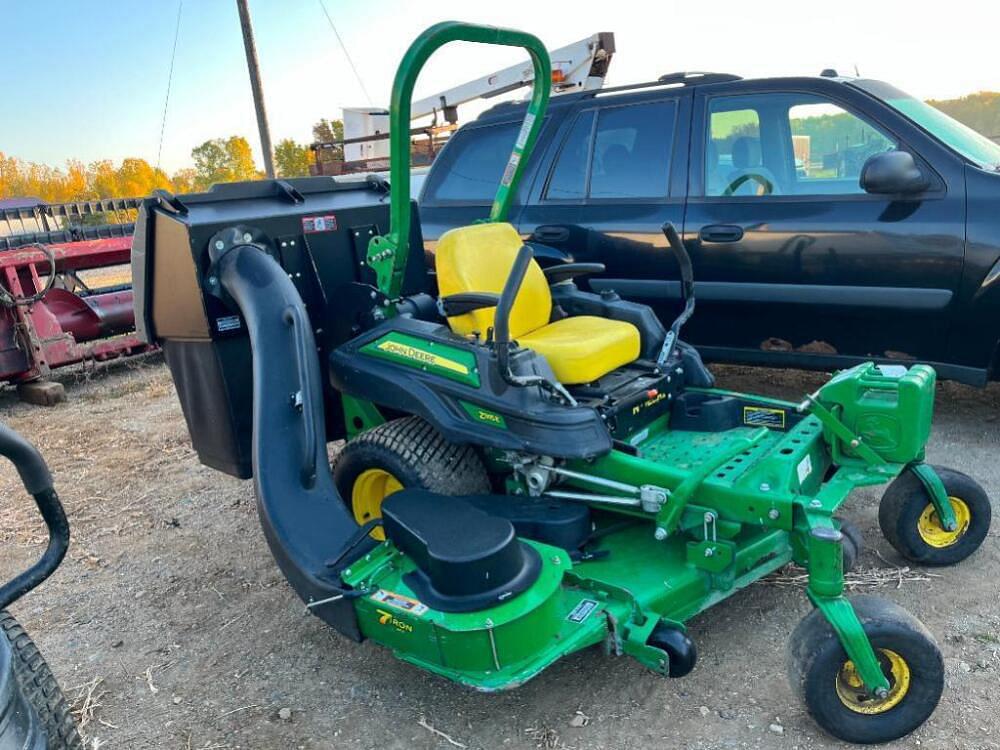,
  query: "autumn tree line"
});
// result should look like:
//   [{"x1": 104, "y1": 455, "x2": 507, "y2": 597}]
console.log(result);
[
  {"x1": 0, "y1": 119, "x2": 343, "y2": 204},
  {"x1": 3, "y1": 92, "x2": 999, "y2": 205}
]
